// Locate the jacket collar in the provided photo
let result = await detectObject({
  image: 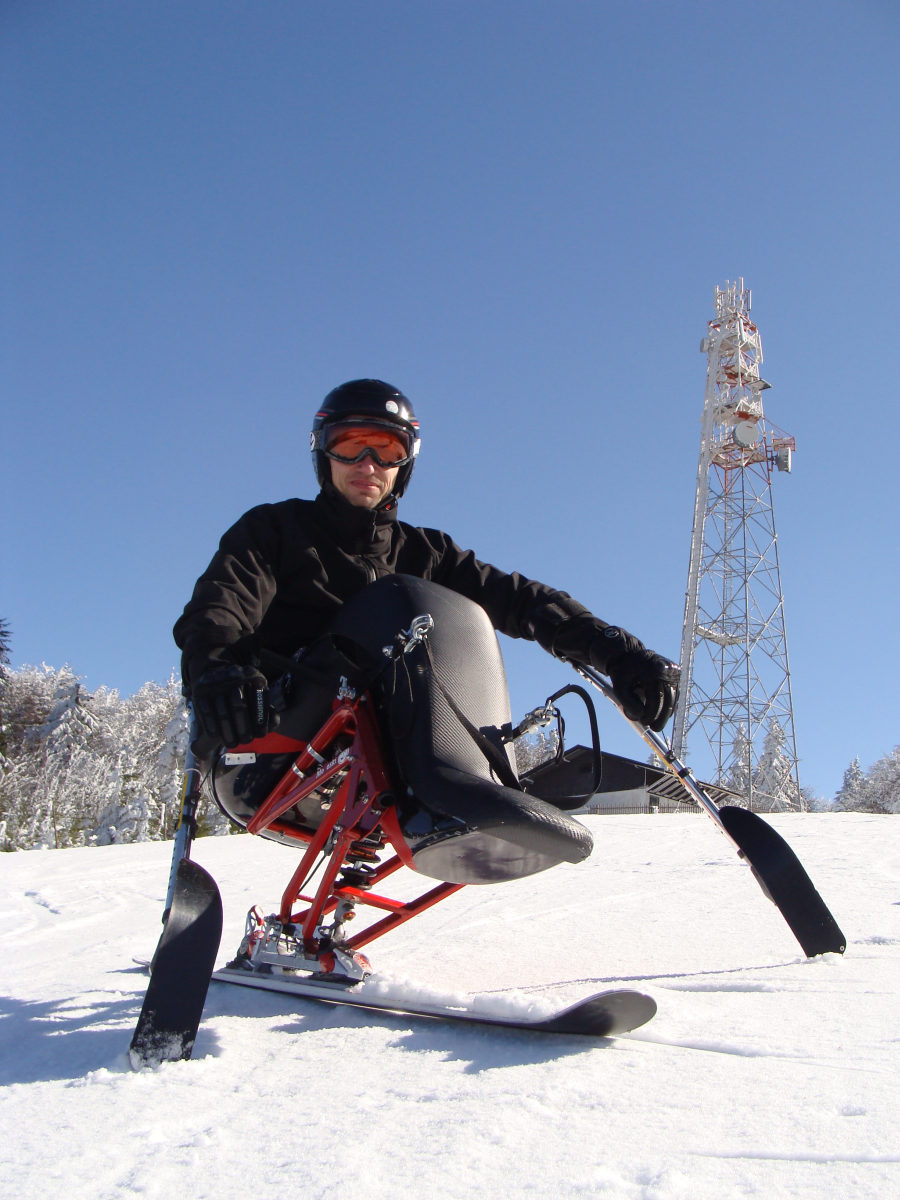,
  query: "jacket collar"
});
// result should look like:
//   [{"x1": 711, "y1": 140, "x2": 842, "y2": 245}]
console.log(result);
[{"x1": 314, "y1": 485, "x2": 398, "y2": 555}]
